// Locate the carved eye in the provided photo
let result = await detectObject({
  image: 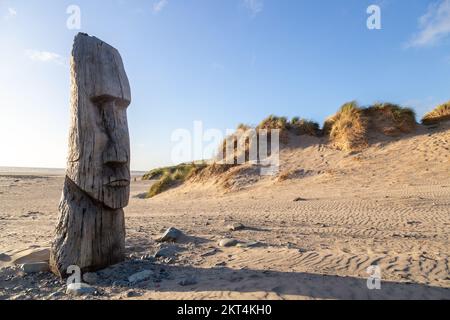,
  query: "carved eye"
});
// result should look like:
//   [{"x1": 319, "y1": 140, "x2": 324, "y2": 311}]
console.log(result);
[
  {"x1": 91, "y1": 95, "x2": 114, "y2": 106},
  {"x1": 92, "y1": 96, "x2": 128, "y2": 109}
]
